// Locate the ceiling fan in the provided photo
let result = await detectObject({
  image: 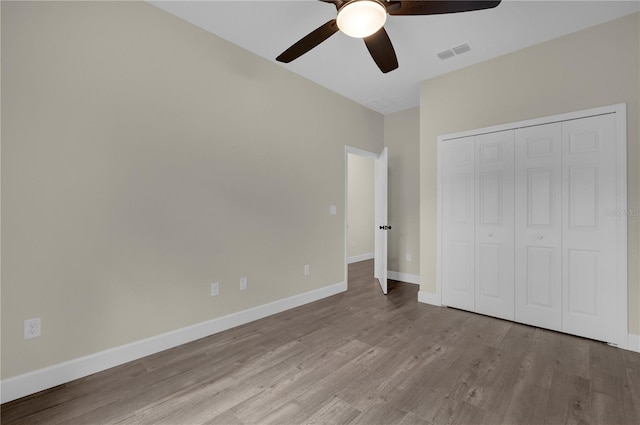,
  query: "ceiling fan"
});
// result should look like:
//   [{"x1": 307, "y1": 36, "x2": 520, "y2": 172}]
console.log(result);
[{"x1": 276, "y1": 0, "x2": 502, "y2": 73}]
